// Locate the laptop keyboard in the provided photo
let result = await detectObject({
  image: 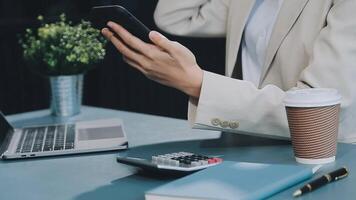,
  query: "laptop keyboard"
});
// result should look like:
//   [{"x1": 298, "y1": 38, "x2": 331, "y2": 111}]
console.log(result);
[{"x1": 15, "y1": 124, "x2": 76, "y2": 153}]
